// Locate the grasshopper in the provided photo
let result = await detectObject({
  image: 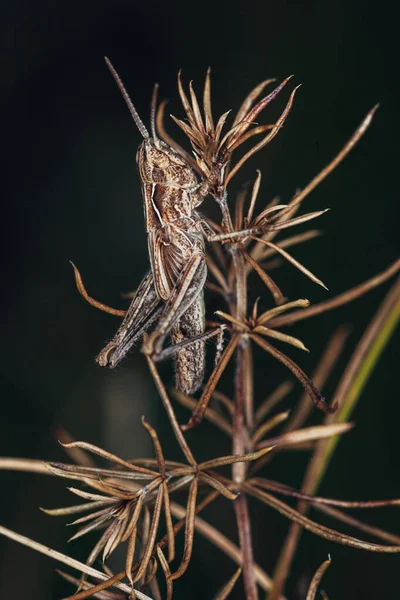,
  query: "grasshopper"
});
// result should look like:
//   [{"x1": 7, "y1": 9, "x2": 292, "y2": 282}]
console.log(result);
[{"x1": 97, "y1": 58, "x2": 222, "y2": 394}]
